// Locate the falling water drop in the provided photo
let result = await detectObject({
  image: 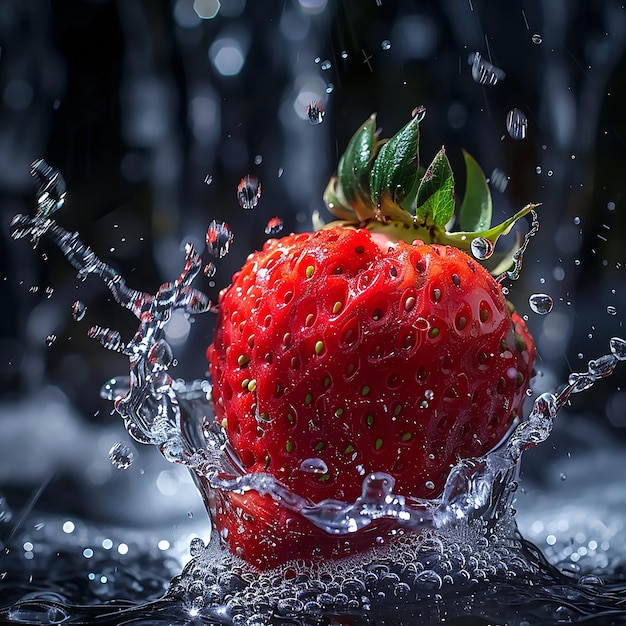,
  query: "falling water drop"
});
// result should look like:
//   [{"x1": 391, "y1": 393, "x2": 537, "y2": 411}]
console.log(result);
[
  {"x1": 470, "y1": 237, "x2": 494, "y2": 260},
  {"x1": 109, "y1": 442, "x2": 134, "y2": 470},
  {"x1": 306, "y1": 101, "x2": 325, "y2": 125},
  {"x1": 340, "y1": 50, "x2": 348, "y2": 59},
  {"x1": 45, "y1": 334, "x2": 57, "y2": 347},
  {"x1": 206, "y1": 220, "x2": 234, "y2": 258},
  {"x1": 529, "y1": 293, "x2": 554, "y2": 315},
  {"x1": 468, "y1": 51, "x2": 506, "y2": 86},
  {"x1": 71, "y1": 300, "x2": 86, "y2": 321},
  {"x1": 531, "y1": 33, "x2": 543, "y2": 44},
  {"x1": 265, "y1": 217, "x2": 284, "y2": 236},
  {"x1": 489, "y1": 168, "x2": 509, "y2": 192},
  {"x1": 300, "y1": 458, "x2": 329, "y2": 475},
  {"x1": 607, "y1": 305, "x2": 618, "y2": 316},
  {"x1": 204, "y1": 174, "x2": 213, "y2": 186},
  {"x1": 237, "y1": 175, "x2": 261, "y2": 210},
  {"x1": 381, "y1": 40, "x2": 391, "y2": 50},
  {"x1": 506, "y1": 108, "x2": 528, "y2": 140}
]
